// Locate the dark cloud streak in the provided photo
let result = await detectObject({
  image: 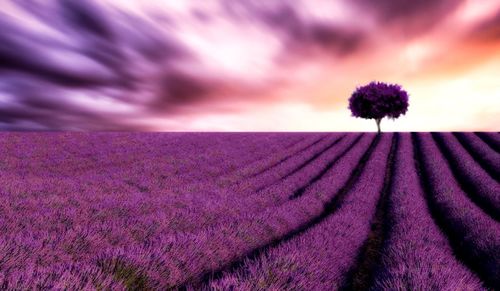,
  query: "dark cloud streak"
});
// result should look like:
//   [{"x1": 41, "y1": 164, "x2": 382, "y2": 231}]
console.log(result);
[
  {"x1": 0, "y1": 0, "x2": 216, "y2": 130},
  {"x1": 467, "y1": 9, "x2": 500, "y2": 42},
  {"x1": 58, "y1": 0, "x2": 115, "y2": 40},
  {"x1": 351, "y1": 0, "x2": 464, "y2": 36},
  {"x1": 222, "y1": 1, "x2": 367, "y2": 58}
]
